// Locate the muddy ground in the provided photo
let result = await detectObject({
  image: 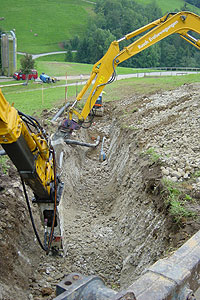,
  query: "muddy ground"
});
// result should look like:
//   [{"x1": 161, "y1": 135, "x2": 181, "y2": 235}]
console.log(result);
[{"x1": 1, "y1": 82, "x2": 200, "y2": 299}]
